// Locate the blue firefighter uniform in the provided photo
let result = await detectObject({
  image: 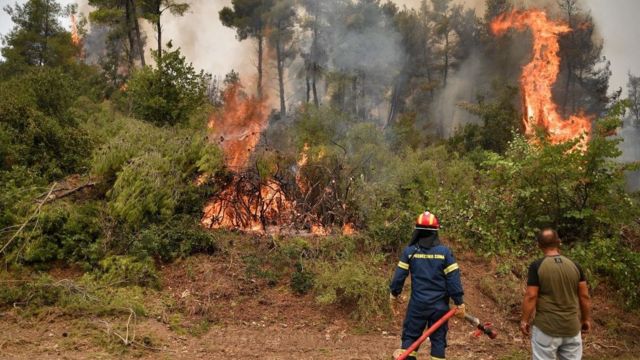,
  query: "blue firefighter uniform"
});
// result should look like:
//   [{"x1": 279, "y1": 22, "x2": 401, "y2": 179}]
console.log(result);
[{"x1": 390, "y1": 232, "x2": 464, "y2": 360}]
